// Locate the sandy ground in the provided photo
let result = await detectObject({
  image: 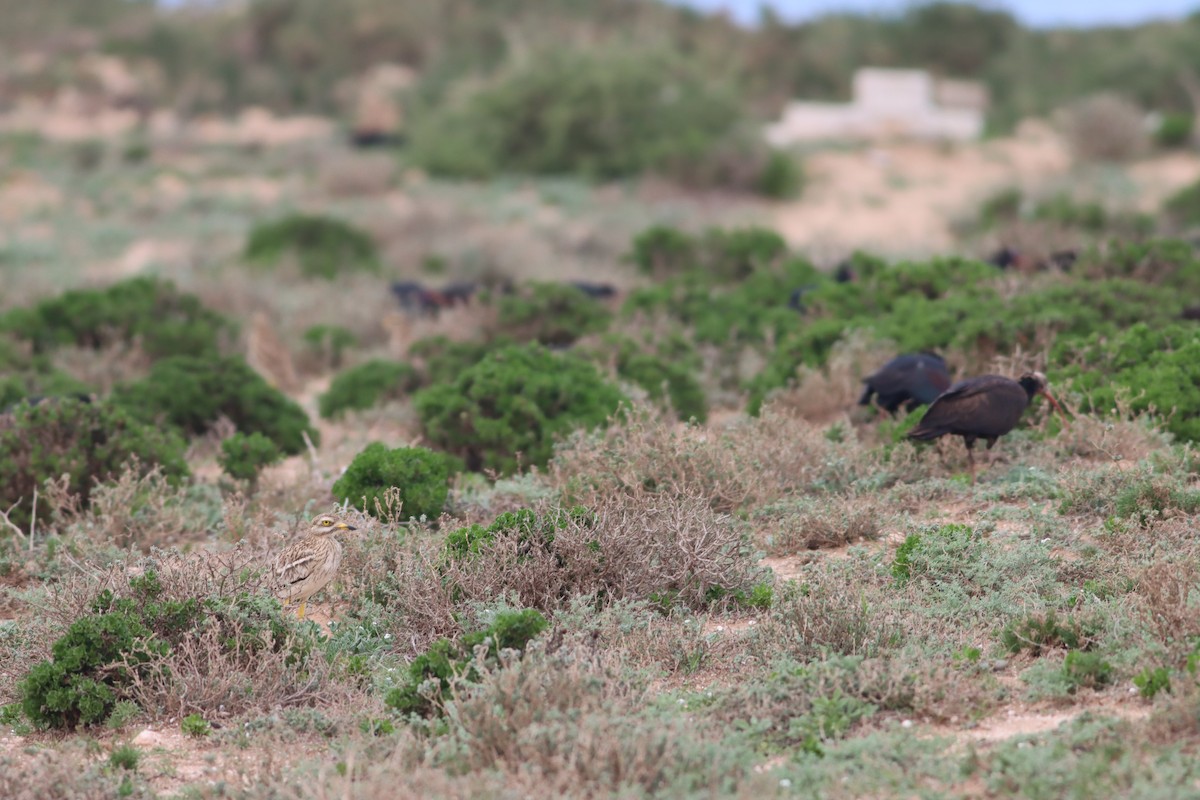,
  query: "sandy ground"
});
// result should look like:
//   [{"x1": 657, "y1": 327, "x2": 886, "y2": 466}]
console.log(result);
[{"x1": 772, "y1": 121, "x2": 1200, "y2": 260}]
